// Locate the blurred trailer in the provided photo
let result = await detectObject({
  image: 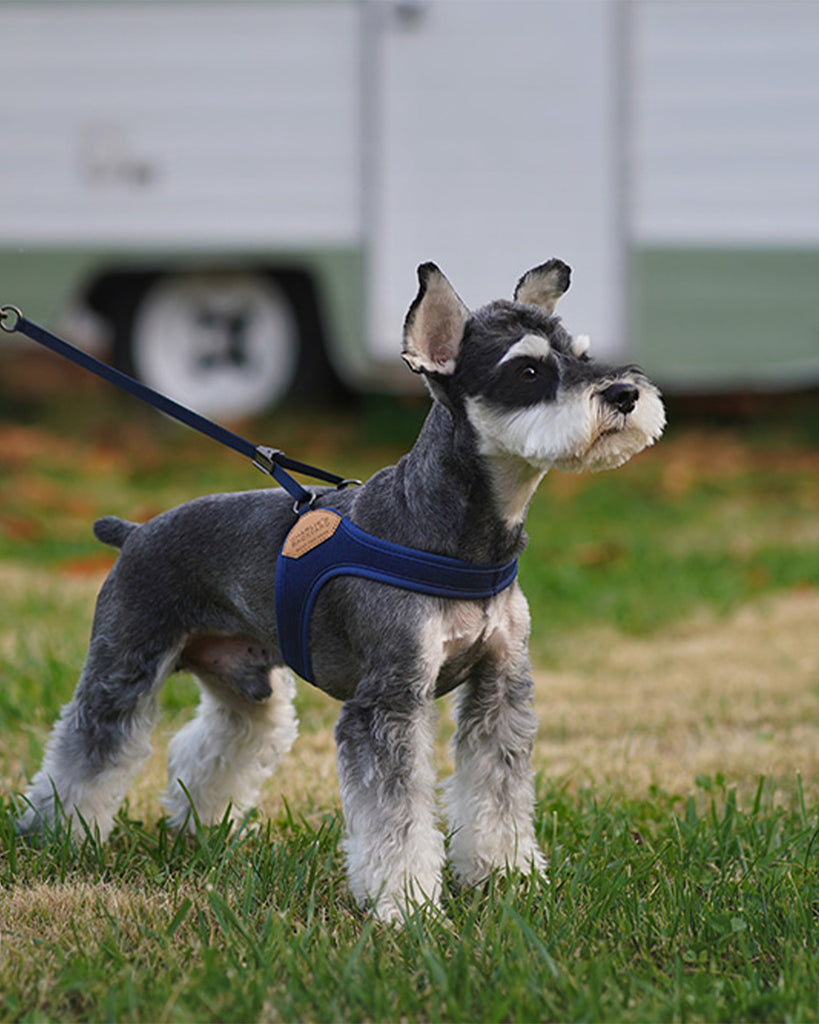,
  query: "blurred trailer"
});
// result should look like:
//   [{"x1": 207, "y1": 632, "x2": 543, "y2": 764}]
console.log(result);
[{"x1": 1, "y1": 0, "x2": 818, "y2": 416}]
